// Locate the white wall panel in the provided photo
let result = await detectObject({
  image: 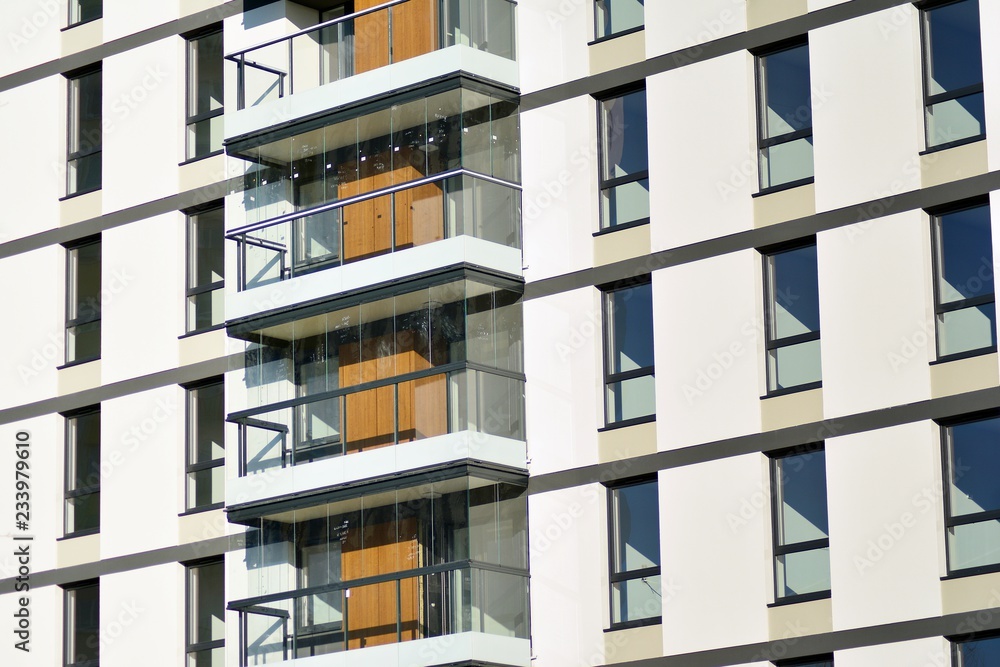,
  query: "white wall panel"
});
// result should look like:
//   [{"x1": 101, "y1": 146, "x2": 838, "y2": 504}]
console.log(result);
[
  {"x1": 827, "y1": 422, "x2": 944, "y2": 630},
  {"x1": 646, "y1": 0, "x2": 747, "y2": 59},
  {"x1": 648, "y1": 53, "x2": 755, "y2": 251},
  {"x1": 102, "y1": 566, "x2": 185, "y2": 667},
  {"x1": 516, "y1": 0, "x2": 589, "y2": 94},
  {"x1": 0, "y1": 0, "x2": 62, "y2": 77},
  {"x1": 818, "y1": 211, "x2": 933, "y2": 418},
  {"x1": 655, "y1": 251, "x2": 762, "y2": 450}
]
